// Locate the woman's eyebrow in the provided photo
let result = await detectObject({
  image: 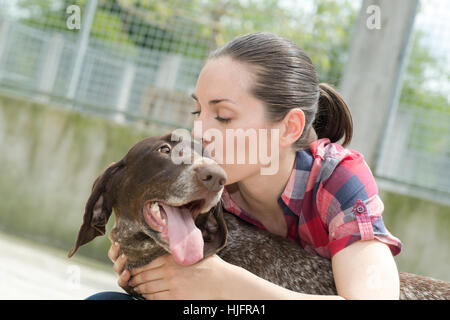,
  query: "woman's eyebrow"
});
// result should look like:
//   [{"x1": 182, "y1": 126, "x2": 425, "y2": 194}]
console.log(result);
[{"x1": 191, "y1": 93, "x2": 236, "y2": 105}]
